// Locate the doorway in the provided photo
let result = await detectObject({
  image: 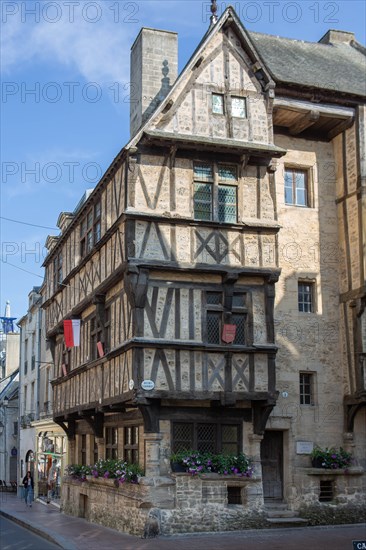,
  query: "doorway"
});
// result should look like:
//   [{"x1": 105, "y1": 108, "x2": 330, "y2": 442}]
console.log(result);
[{"x1": 260, "y1": 430, "x2": 283, "y2": 500}]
